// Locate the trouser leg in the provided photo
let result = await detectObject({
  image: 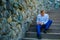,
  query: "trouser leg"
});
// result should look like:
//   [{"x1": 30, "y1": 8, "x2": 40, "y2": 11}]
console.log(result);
[
  {"x1": 36, "y1": 24, "x2": 41, "y2": 38},
  {"x1": 45, "y1": 20, "x2": 52, "y2": 30}
]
